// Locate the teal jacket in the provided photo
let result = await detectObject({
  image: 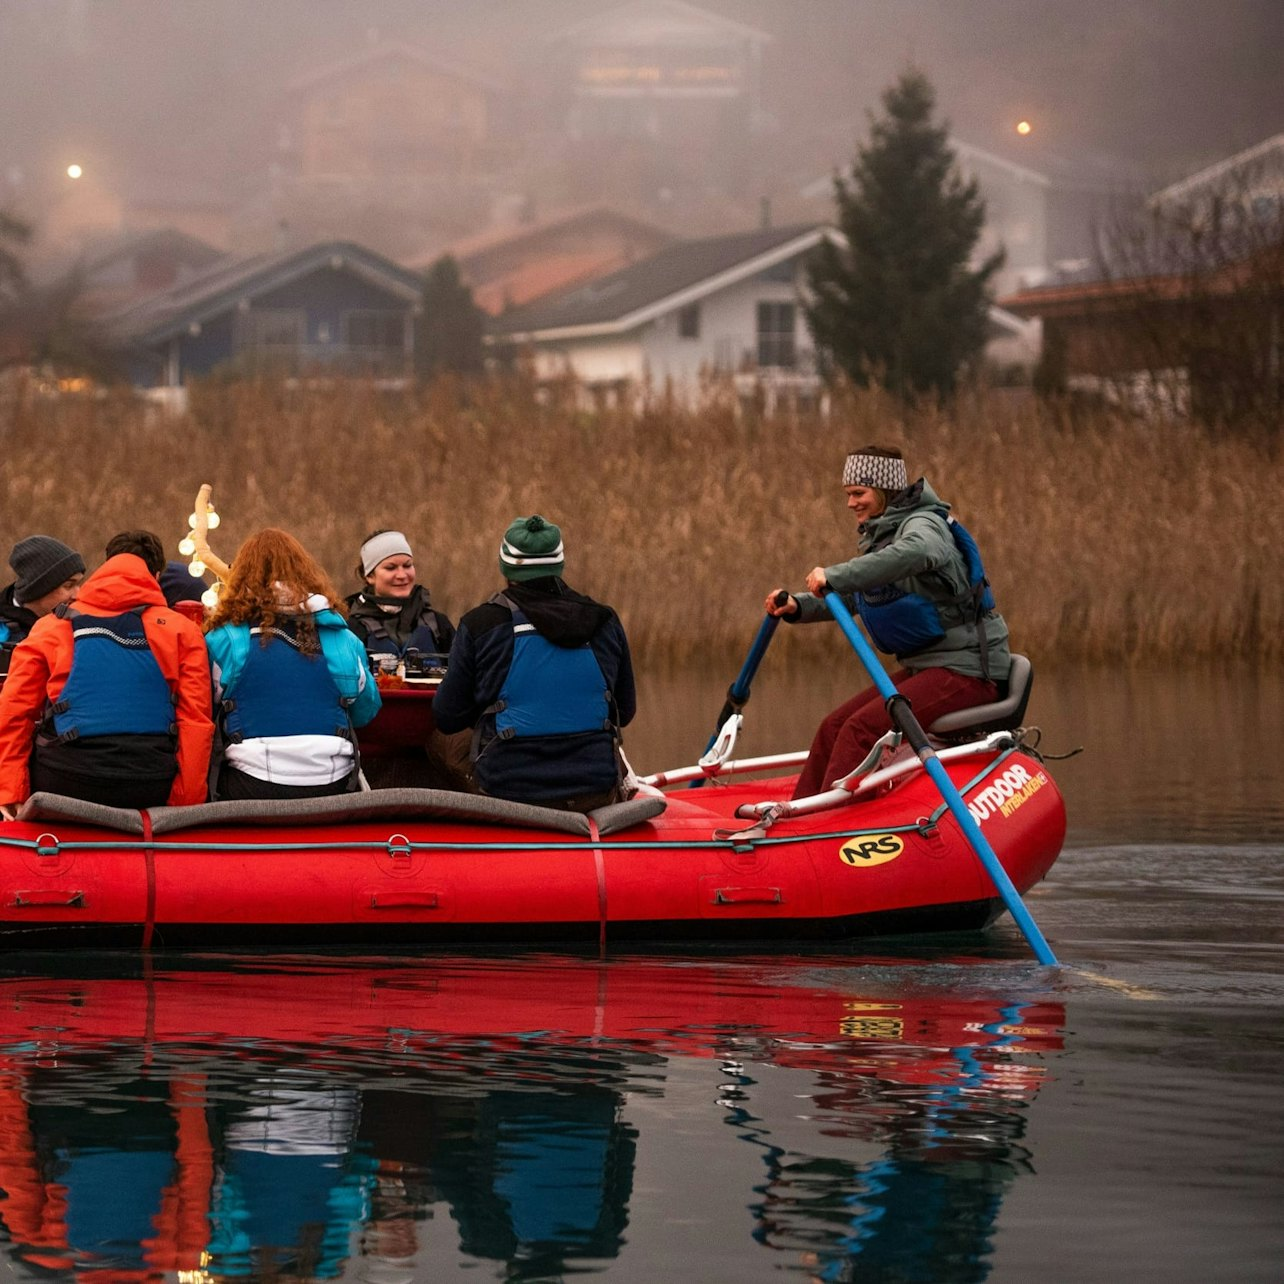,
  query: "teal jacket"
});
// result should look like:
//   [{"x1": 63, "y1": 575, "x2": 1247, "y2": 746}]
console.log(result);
[
  {"x1": 205, "y1": 607, "x2": 382, "y2": 728},
  {"x1": 791, "y1": 478, "x2": 1010, "y2": 679}
]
